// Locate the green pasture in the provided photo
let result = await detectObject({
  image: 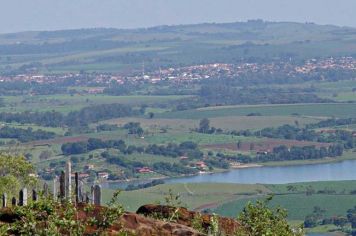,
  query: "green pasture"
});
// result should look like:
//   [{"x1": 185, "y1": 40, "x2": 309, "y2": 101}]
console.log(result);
[
  {"x1": 106, "y1": 115, "x2": 319, "y2": 132},
  {"x1": 143, "y1": 132, "x2": 256, "y2": 145},
  {"x1": 157, "y1": 103, "x2": 356, "y2": 119},
  {"x1": 102, "y1": 183, "x2": 271, "y2": 212},
  {"x1": 3, "y1": 123, "x2": 67, "y2": 135},
  {"x1": 215, "y1": 194, "x2": 356, "y2": 220},
  {"x1": 100, "y1": 181, "x2": 356, "y2": 221},
  {"x1": 0, "y1": 94, "x2": 188, "y2": 113}
]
